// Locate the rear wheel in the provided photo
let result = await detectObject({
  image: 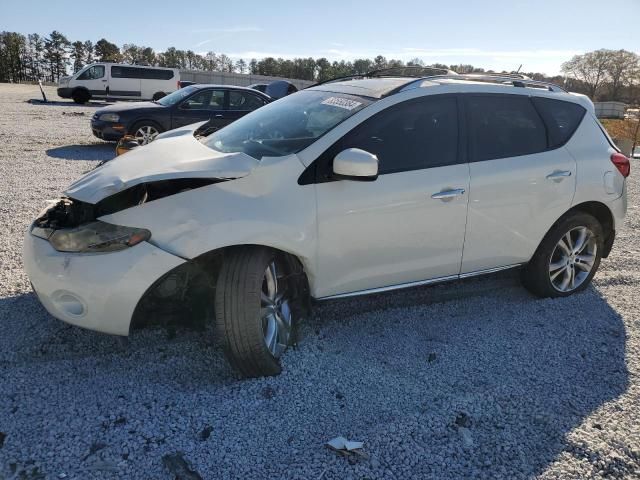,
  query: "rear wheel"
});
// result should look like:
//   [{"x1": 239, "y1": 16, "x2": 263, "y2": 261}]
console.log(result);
[
  {"x1": 72, "y1": 89, "x2": 90, "y2": 104},
  {"x1": 521, "y1": 212, "x2": 603, "y2": 297},
  {"x1": 214, "y1": 248, "x2": 297, "y2": 378},
  {"x1": 152, "y1": 91, "x2": 166, "y2": 101},
  {"x1": 131, "y1": 121, "x2": 162, "y2": 145}
]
